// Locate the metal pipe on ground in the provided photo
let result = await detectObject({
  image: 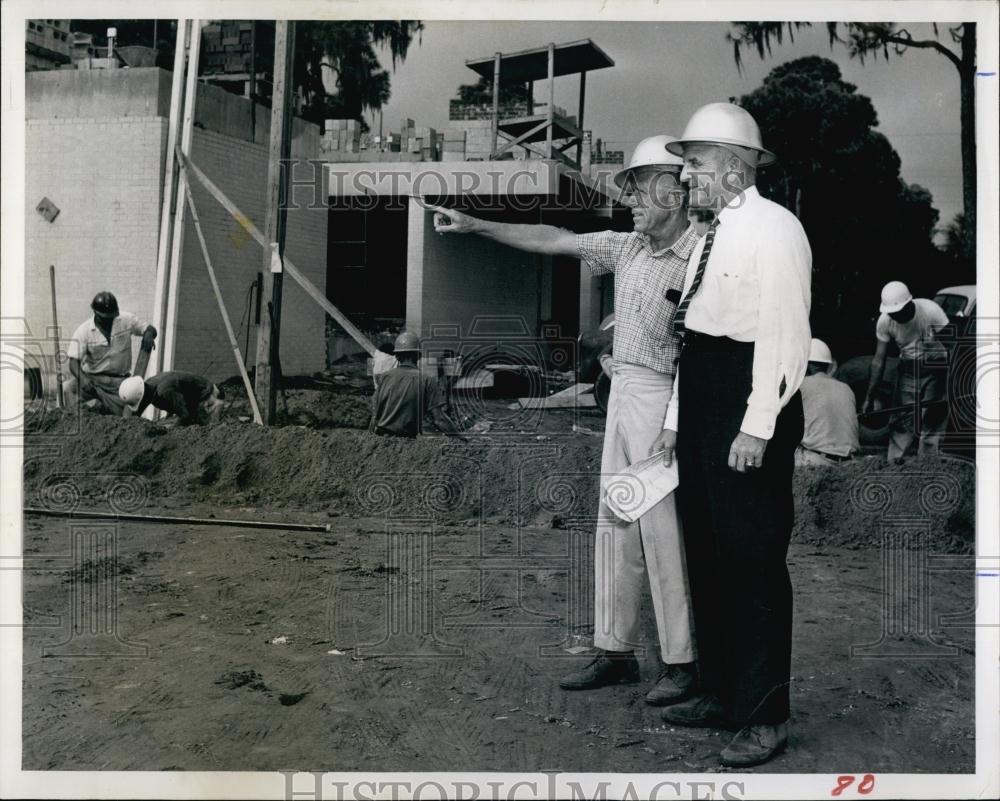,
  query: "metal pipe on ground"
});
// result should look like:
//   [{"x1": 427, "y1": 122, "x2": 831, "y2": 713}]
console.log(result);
[{"x1": 23, "y1": 507, "x2": 333, "y2": 532}]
